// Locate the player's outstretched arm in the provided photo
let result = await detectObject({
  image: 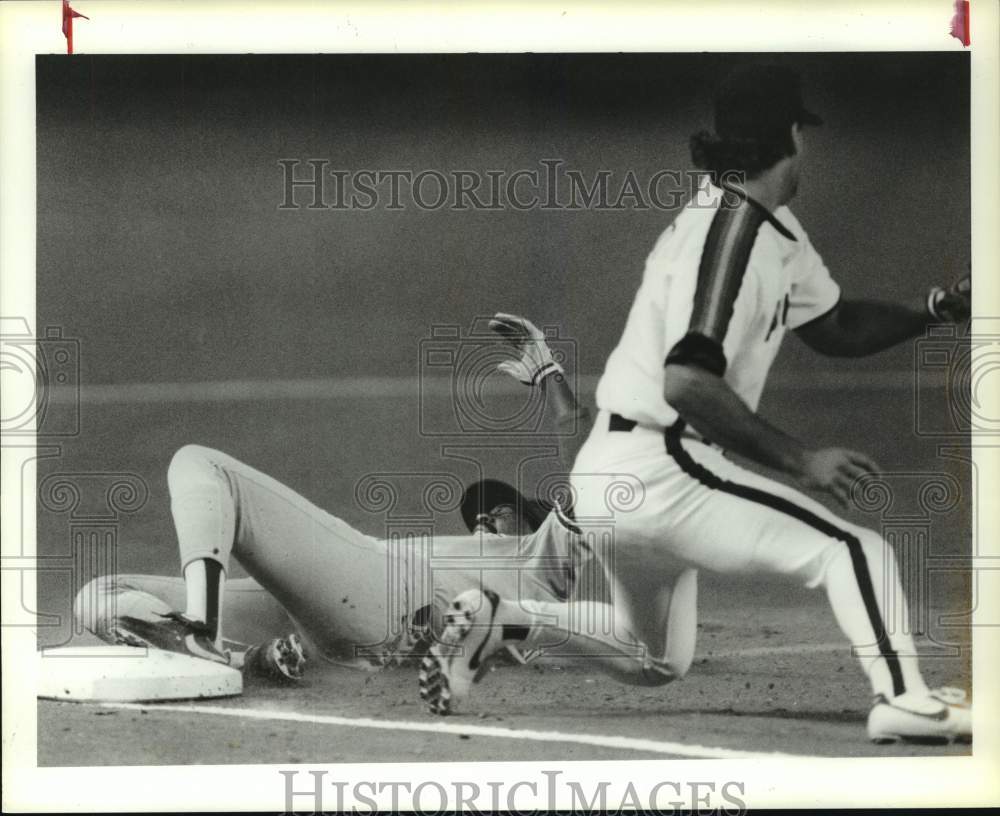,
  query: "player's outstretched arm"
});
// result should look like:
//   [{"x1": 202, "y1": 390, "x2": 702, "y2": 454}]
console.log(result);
[
  {"x1": 664, "y1": 362, "x2": 877, "y2": 507},
  {"x1": 489, "y1": 312, "x2": 592, "y2": 468},
  {"x1": 796, "y1": 273, "x2": 970, "y2": 357}
]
